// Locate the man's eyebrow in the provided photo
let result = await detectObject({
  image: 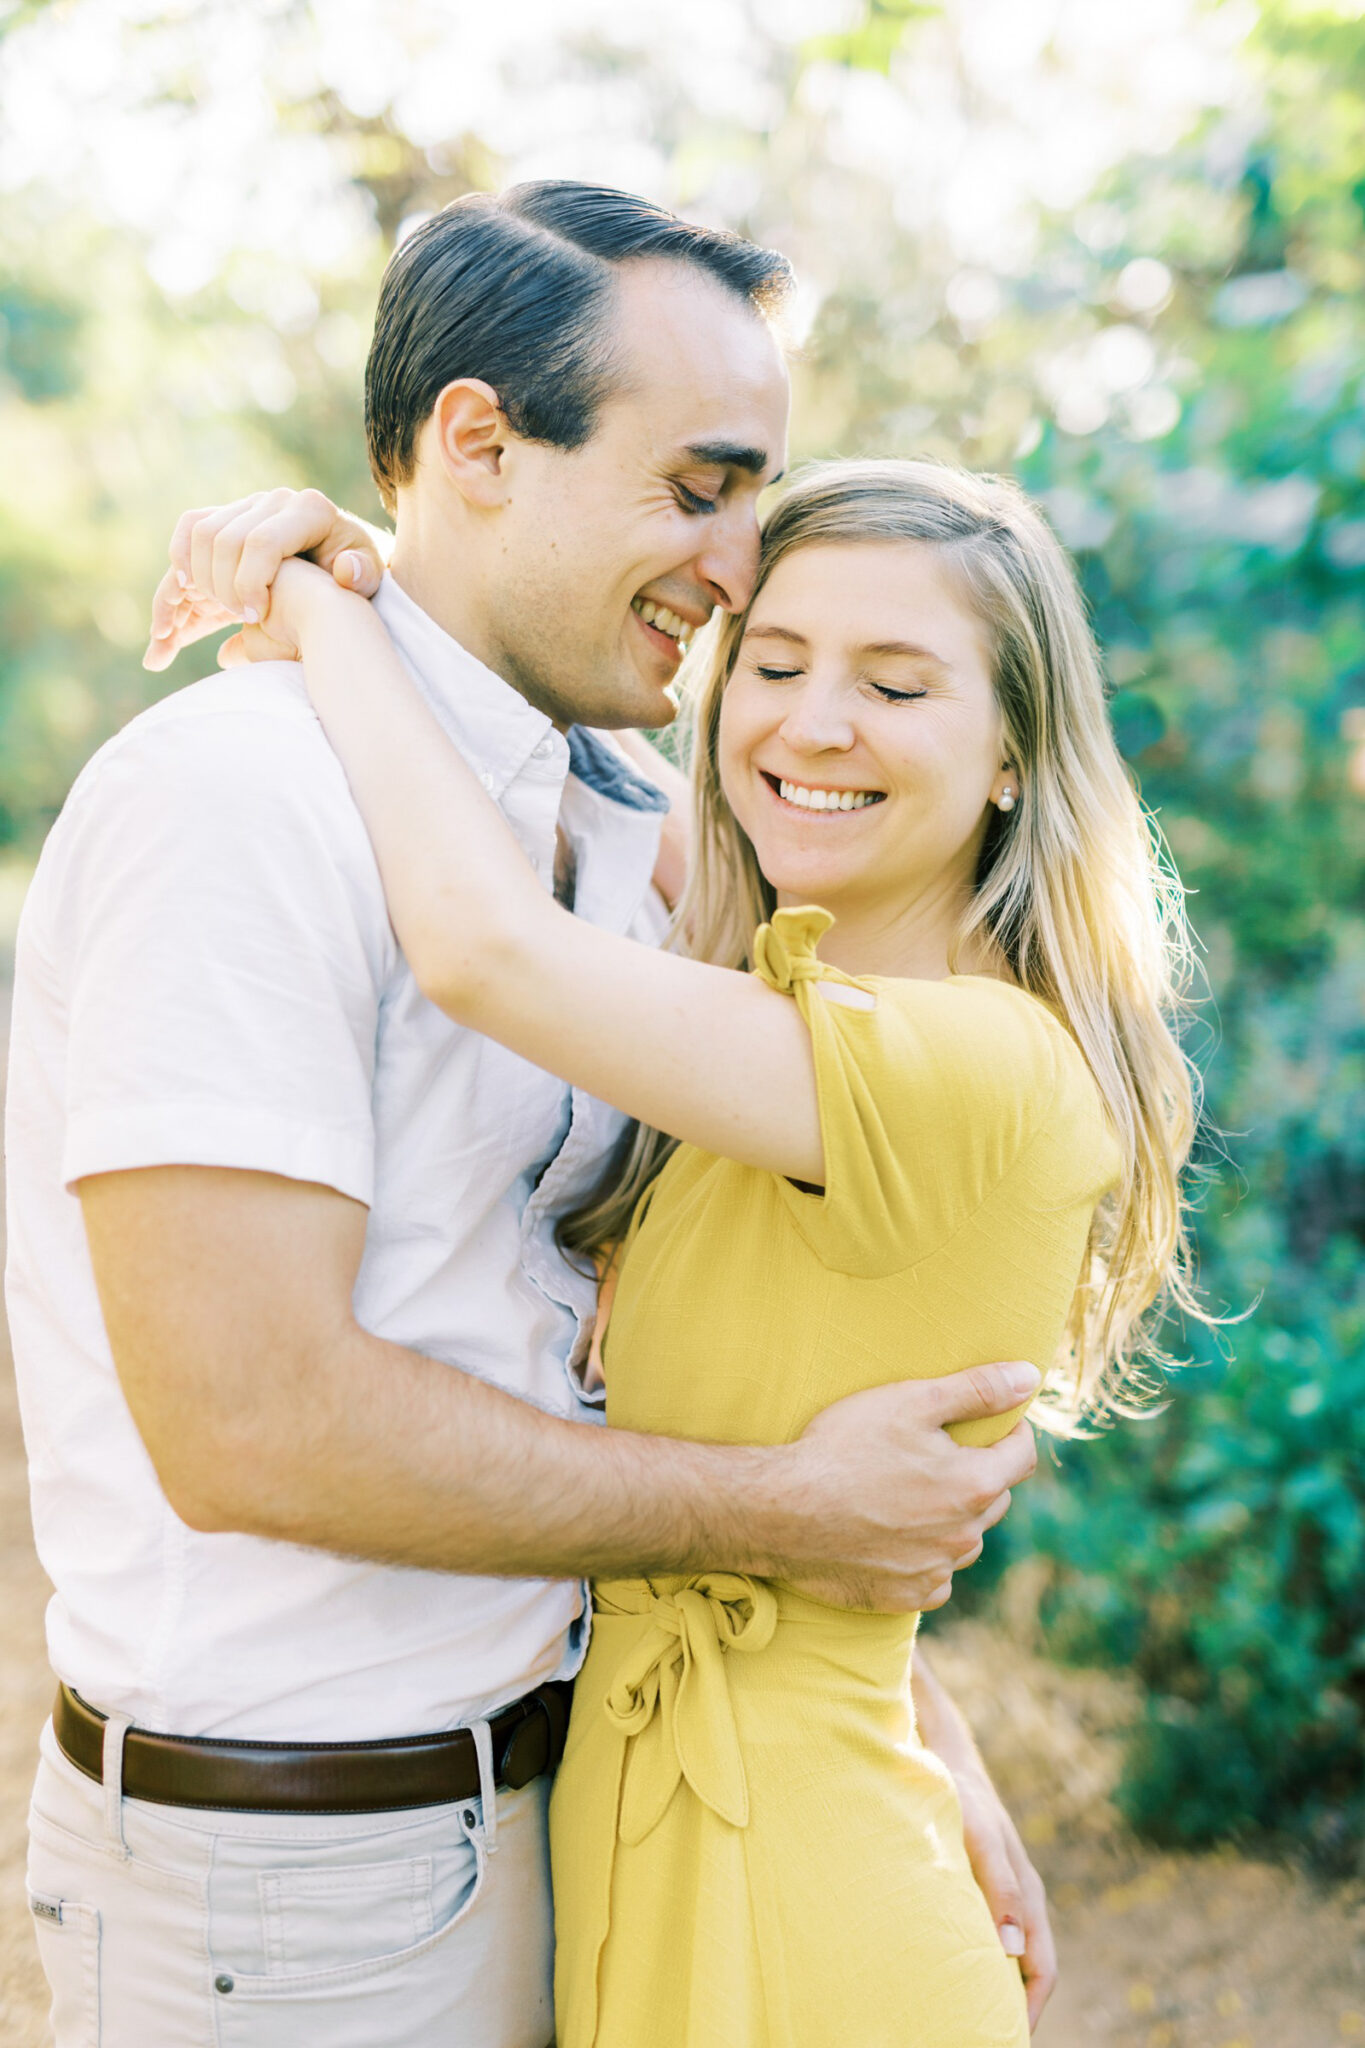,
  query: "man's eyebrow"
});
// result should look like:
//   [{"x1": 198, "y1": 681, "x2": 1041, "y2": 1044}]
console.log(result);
[{"x1": 681, "y1": 440, "x2": 772, "y2": 476}]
